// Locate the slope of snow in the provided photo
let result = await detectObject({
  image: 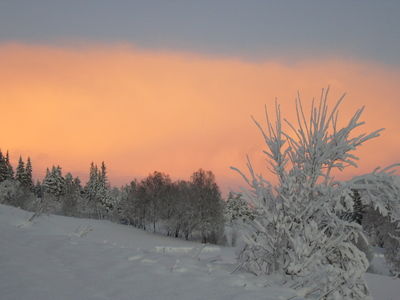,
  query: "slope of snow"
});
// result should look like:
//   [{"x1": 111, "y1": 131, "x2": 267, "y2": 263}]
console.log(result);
[
  {"x1": 0, "y1": 204, "x2": 398, "y2": 300},
  {"x1": 0, "y1": 205, "x2": 297, "y2": 300}
]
